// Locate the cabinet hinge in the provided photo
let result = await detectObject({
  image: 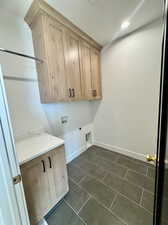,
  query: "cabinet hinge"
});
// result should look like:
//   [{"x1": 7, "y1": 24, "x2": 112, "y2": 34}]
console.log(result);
[{"x1": 13, "y1": 174, "x2": 22, "y2": 185}]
